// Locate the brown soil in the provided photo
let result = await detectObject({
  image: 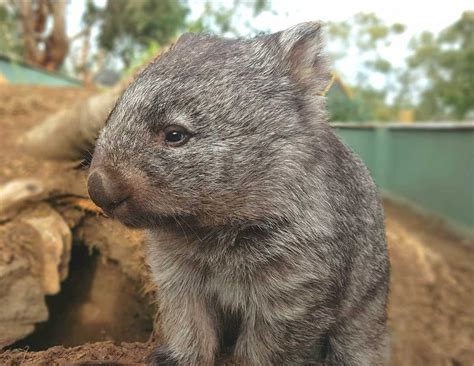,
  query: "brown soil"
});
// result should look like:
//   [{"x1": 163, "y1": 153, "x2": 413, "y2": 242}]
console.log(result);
[
  {"x1": 385, "y1": 200, "x2": 474, "y2": 366},
  {"x1": 1, "y1": 341, "x2": 154, "y2": 365},
  {"x1": 1, "y1": 86, "x2": 473, "y2": 365}
]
